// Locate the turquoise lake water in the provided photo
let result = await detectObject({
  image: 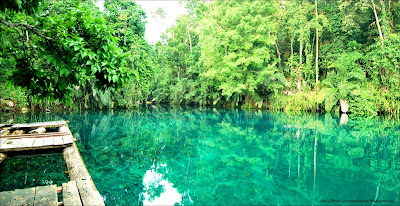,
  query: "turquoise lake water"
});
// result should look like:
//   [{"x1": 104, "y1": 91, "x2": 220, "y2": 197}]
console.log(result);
[{"x1": 1, "y1": 108, "x2": 399, "y2": 205}]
